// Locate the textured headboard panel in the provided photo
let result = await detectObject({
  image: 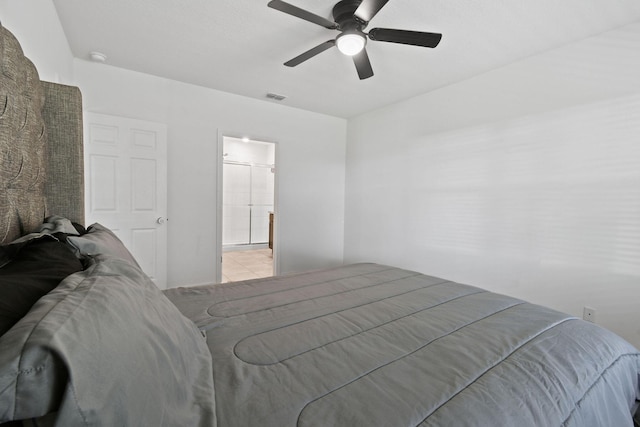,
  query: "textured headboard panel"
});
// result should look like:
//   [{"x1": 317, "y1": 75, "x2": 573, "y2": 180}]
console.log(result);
[
  {"x1": 42, "y1": 82, "x2": 84, "y2": 226},
  {"x1": 0, "y1": 23, "x2": 84, "y2": 244}
]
